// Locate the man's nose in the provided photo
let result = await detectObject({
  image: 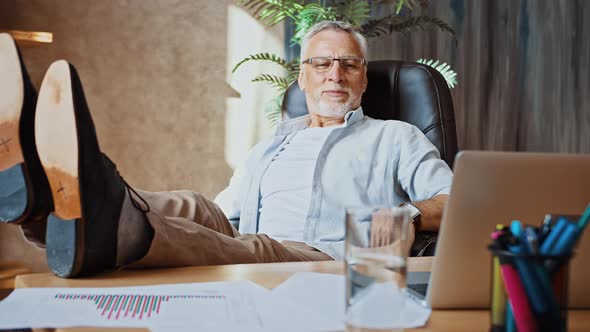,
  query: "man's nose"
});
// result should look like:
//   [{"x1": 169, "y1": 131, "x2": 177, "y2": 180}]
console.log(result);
[{"x1": 326, "y1": 60, "x2": 344, "y2": 82}]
